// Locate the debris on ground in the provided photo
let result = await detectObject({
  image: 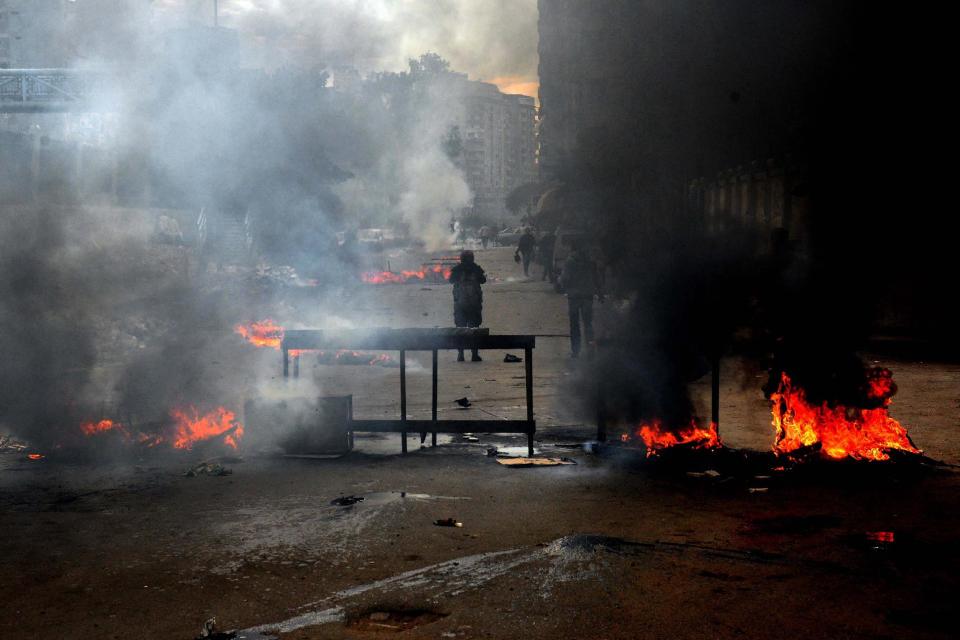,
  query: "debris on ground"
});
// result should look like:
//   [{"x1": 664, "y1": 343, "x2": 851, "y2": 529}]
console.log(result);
[
  {"x1": 197, "y1": 617, "x2": 237, "y2": 639},
  {"x1": 461, "y1": 434, "x2": 479, "y2": 443},
  {"x1": 331, "y1": 495, "x2": 365, "y2": 506},
  {"x1": 0, "y1": 434, "x2": 28, "y2": 453},
  {"x1": 184, "y1": 462, "x2": 232, "y2": 477},
  {"x1": 486, "y1": 446, "x2": 500, "y2": 457},
  {"x1": 686, "y1": 469, "x2": 722, "y2": 478},
  {"x1": 748, "y1": 487, "x2": 769, "y2": 494},
  {"x1": 496, "y1": 457, "x2": 577, "y2": 467},
  {"x1": 434, "y1": 518, "x2": 463, "y2": 527},
  {"x1": 503, "y1": 353, "x2": 522, "y2": 363},
  {"x1": 455, "y1": 397, "x2": 472, "y2": 408},
  {"x1": 347, "y1": 609, "x2": 448, "y2": 632}
]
